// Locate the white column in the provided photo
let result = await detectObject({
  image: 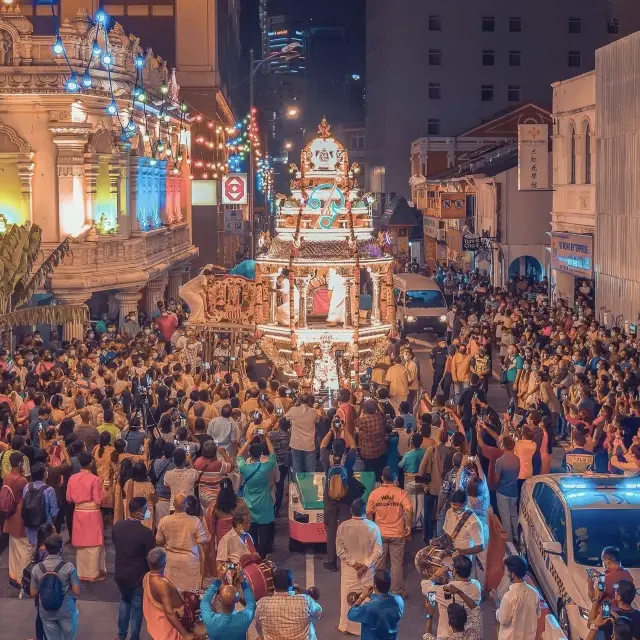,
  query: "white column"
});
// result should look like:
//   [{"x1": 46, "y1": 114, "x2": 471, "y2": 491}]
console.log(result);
[
  {"x1": 168, "y1": 268, "x2": 185, "y2": 302},
  {"x1": 343, "y1": 277, "x2": 352, "y2": 328},
  {"x1": 269, "y1": 274, "x2": 278, "y2": 324},
  {"x1": 371, "y1": 272, "x2": 381, "y2": 325},
  {"x1": 55, "y1": 293, "x2": 89, "y2": 342},
  {"x1": 142, "y1": 277, "x2": 167, "y2": 316},
  {"x1": 115, "y1": 288, "x2": 142, "y2": 328},
  {"x1": 296, "y1": 277, "x2": 308, "y2": 328}
]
